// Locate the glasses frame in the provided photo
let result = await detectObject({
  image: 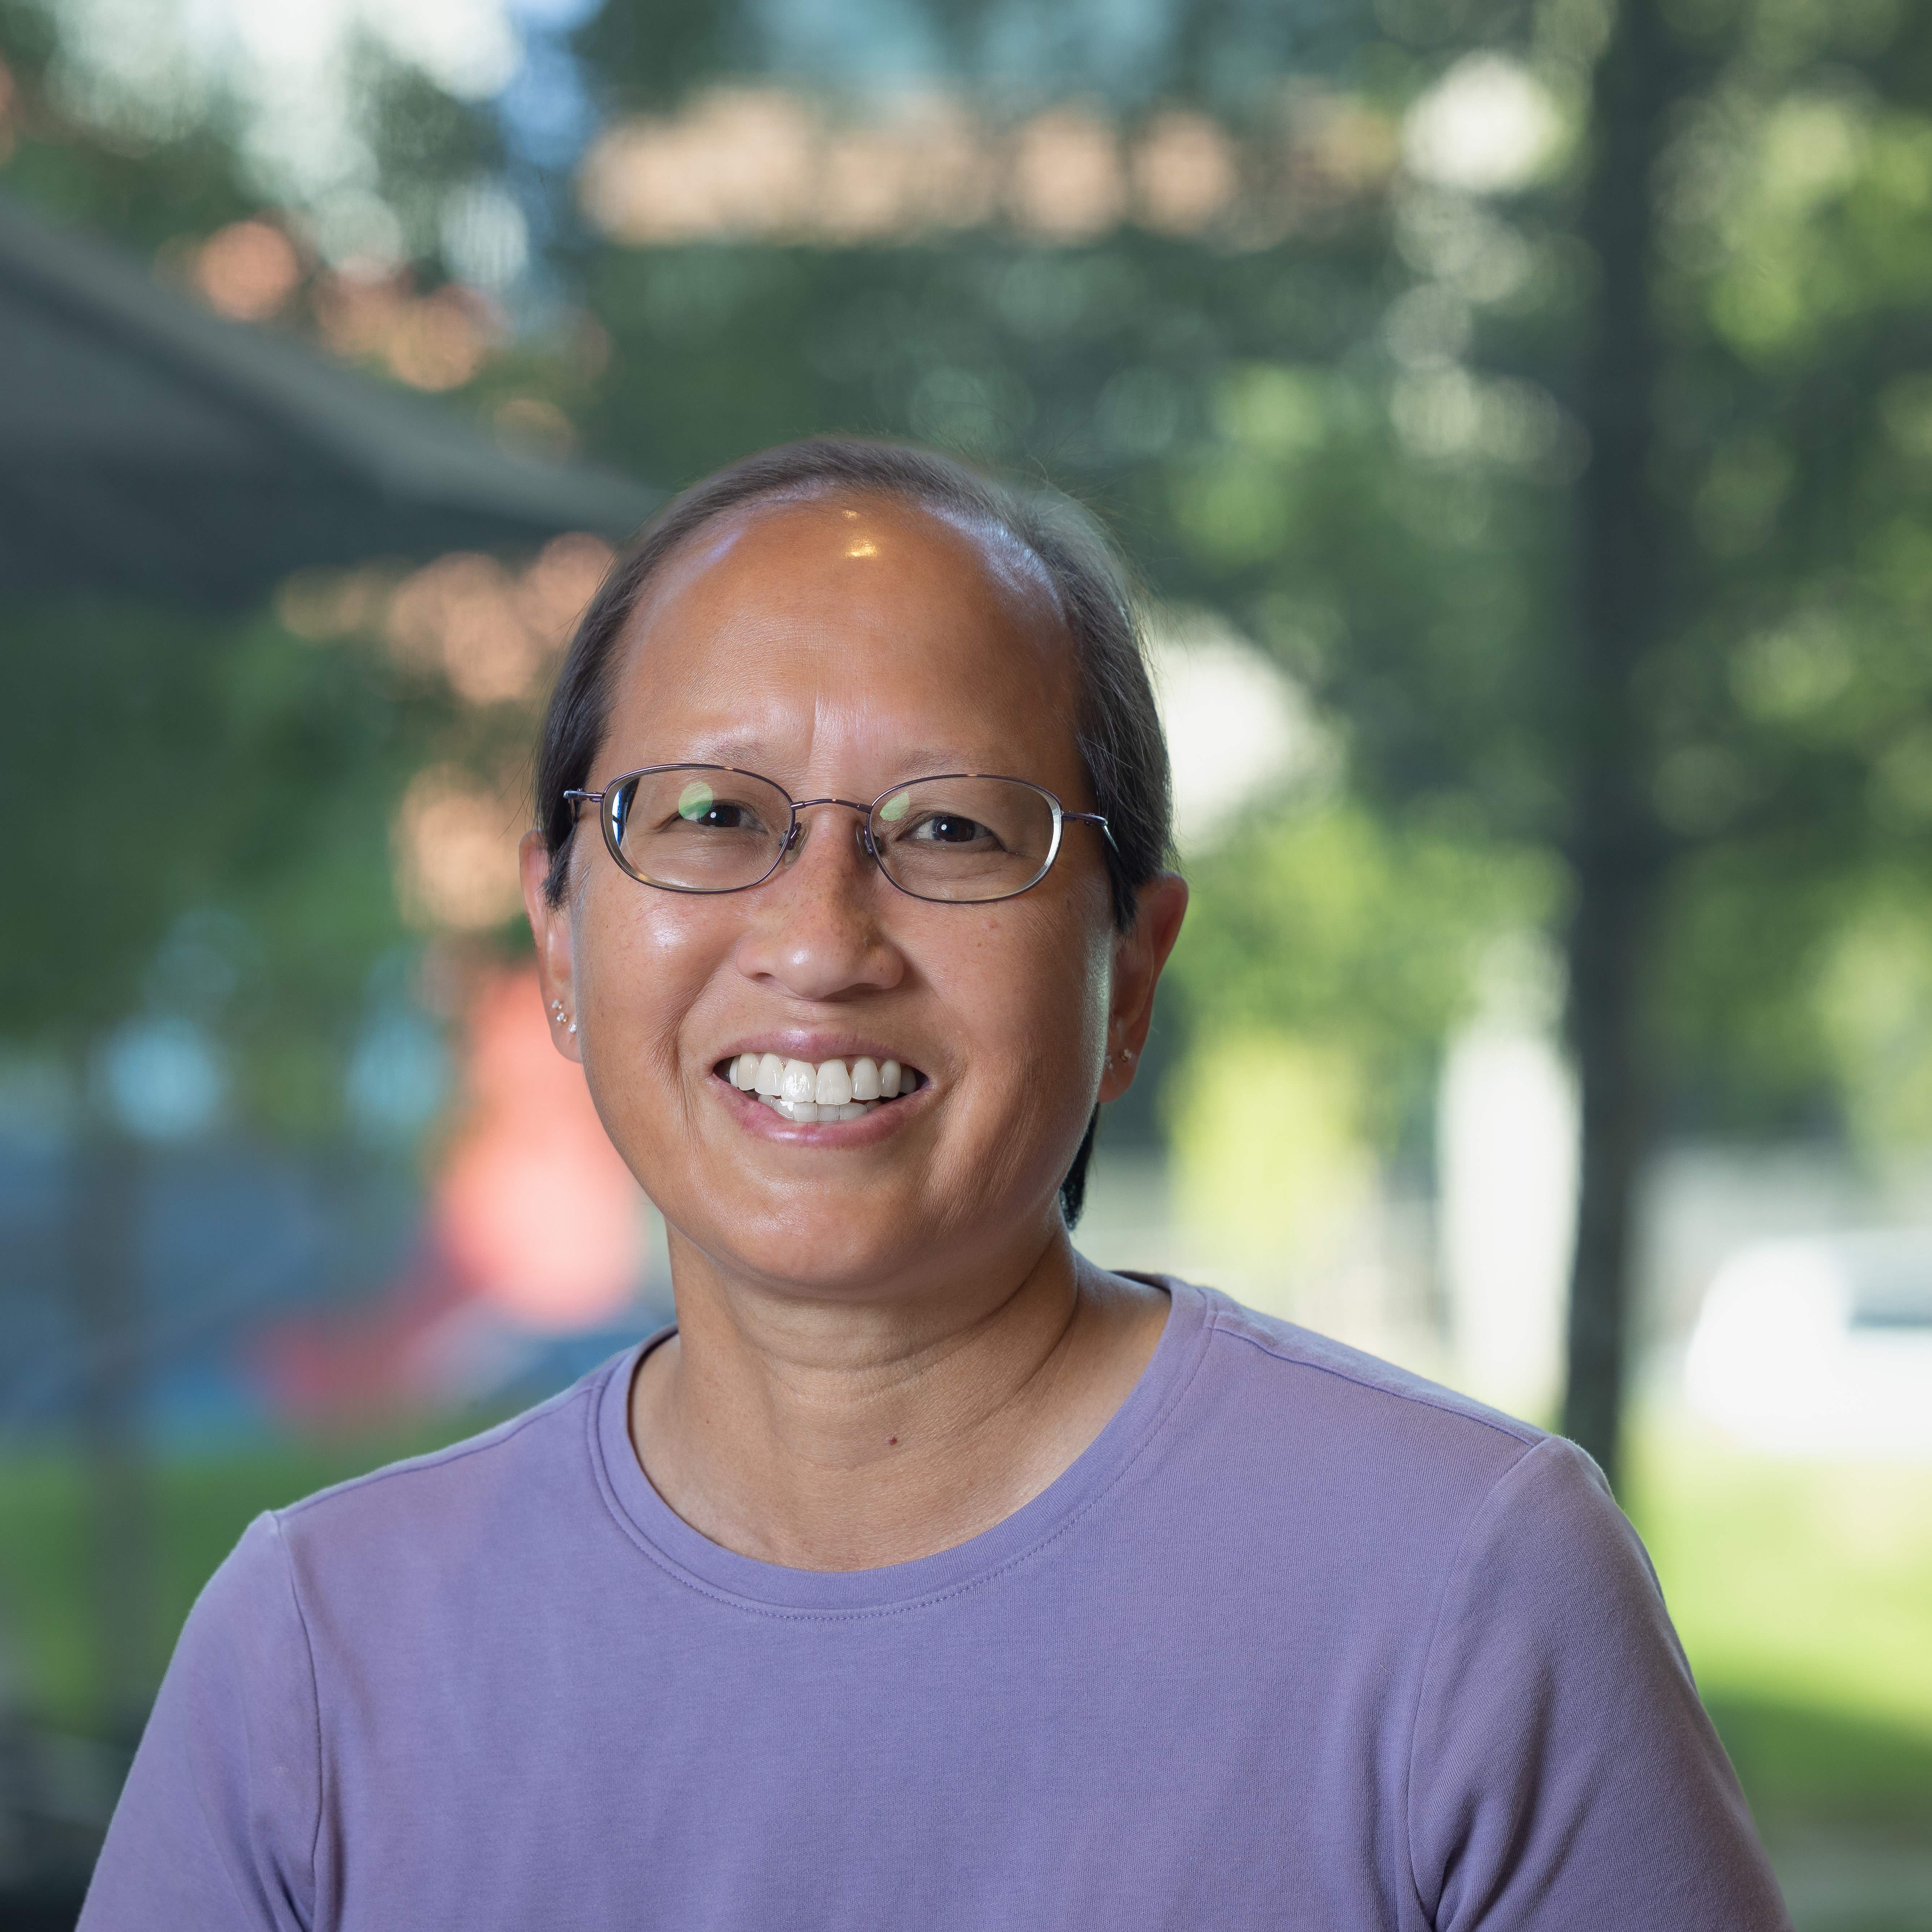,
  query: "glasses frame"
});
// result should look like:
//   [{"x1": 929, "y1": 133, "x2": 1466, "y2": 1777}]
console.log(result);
[{"x1": 564, "y1": 763, "x2": 1115, "y2": 905}]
